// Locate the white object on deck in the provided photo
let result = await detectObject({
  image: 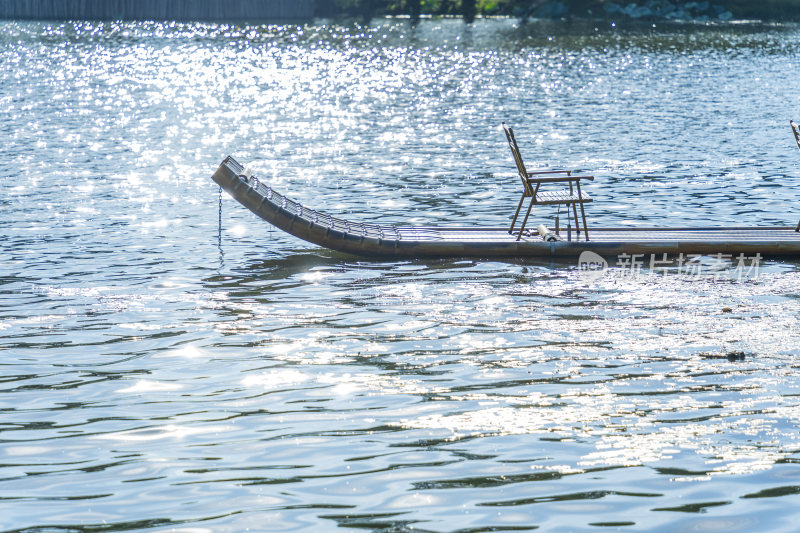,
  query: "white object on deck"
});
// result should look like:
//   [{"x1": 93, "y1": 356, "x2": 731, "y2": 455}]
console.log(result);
[{"x1": 537, "y1": 224, "x2": 560, "y2": 242}]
